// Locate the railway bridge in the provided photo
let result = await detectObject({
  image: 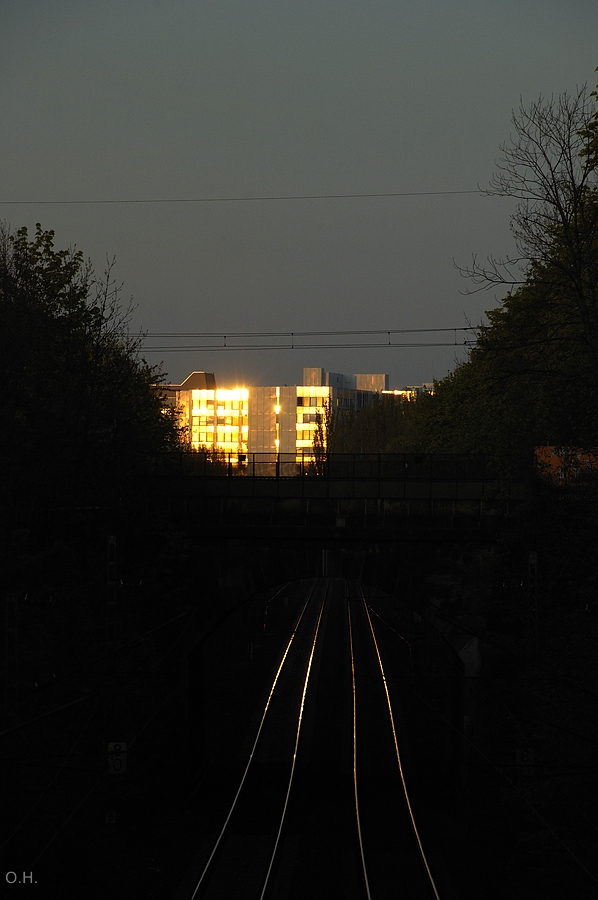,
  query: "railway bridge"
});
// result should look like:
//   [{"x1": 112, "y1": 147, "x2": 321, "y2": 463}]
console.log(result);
[
  {"x1": 149, "y1": 450, "x2": 530, "y2": 604},
  {"x1": 152, "y1": 450, "x2": 528, "y2": 543}
]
